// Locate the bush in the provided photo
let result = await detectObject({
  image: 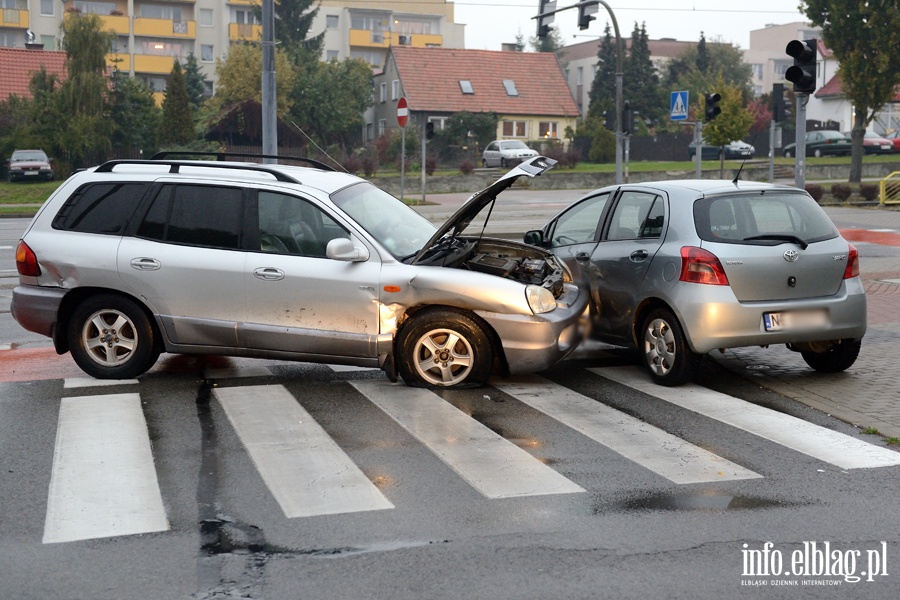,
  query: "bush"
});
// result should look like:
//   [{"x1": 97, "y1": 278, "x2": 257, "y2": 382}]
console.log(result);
[
  {"x1": 804, "y1": 184, "x2": 824, "y2": 202},
  {"x1": 831, "y1": 183, "x2": 852, "y2": 202},
  {"x1": 342, "y1": 153, "x2": 362, "y2": 175},
  {"x1": 860, "y1": 183, "x2": 879, "y2": 202},
  {"x1": 588, "y1": 129, "x2": 616, "y2": 163},
  {"x1": 459, "y1": 159, "x2": 475, "y2": 175},
  {"x1": 360, "y1": 154, "x2": 378, "y2": 177}
]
